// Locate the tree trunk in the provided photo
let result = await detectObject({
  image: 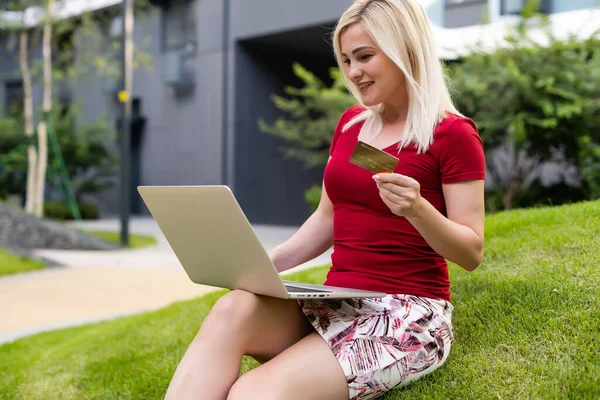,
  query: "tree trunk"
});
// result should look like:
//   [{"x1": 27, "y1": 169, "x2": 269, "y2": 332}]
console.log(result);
[
  {"x1": 34, "y1": 0, "x2": 53, "y2": 218},
  {"x1": 20, "y1": 29, "x2": 37, "y2": 215},
  {"x1": 502, "y1": 184, "x2": 517, "y2": 211},
  {"x1": 34, "y1": 121, "x2": 48, "y2": 217}
]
